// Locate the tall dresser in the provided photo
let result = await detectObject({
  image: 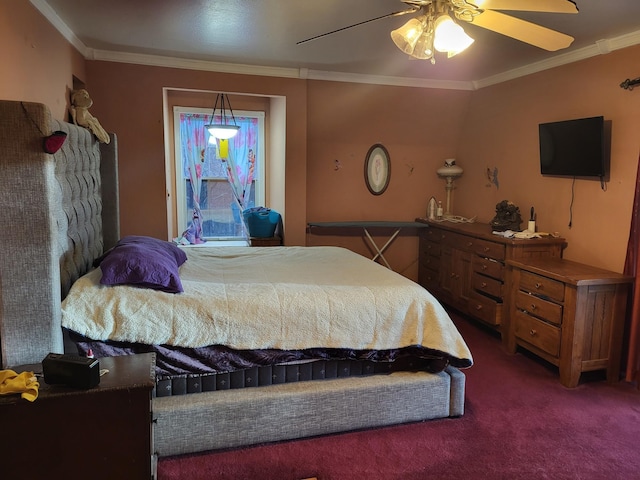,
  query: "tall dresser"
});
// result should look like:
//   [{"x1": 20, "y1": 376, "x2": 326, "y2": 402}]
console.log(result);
[{"x1": 416, "y1": 219, "x2": 566, "y2": 334}]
